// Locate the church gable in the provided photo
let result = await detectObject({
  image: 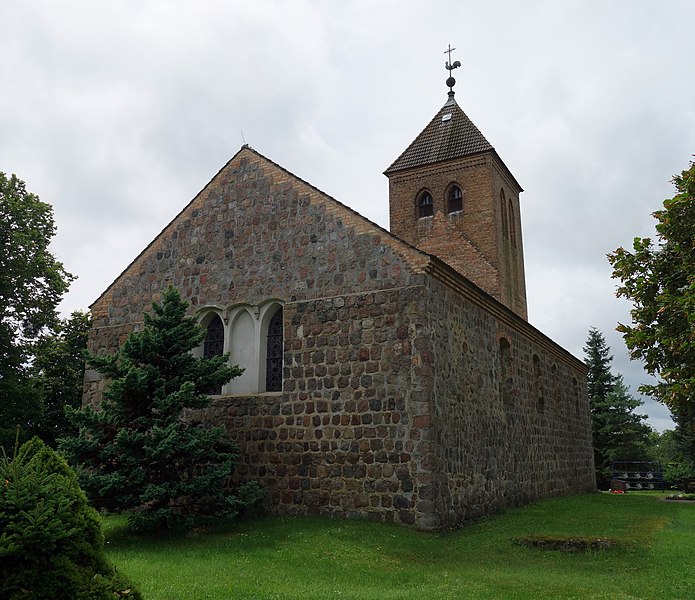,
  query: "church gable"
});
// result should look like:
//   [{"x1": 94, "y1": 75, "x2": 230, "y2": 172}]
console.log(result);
[
  {"x1": 91, "y1": 146, "x2": 429, "y2": 330},
  {"x1": 86, "y1": 146, "x2": 437, "y2": 403}
]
